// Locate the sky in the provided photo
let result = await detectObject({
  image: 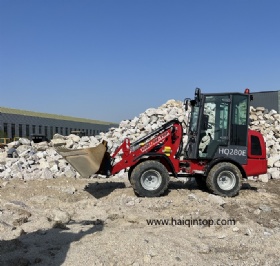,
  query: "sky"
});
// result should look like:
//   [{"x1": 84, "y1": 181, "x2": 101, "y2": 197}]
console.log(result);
[{"x1": 0, "y1": 0, "x2": 280, "y2": 123}]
